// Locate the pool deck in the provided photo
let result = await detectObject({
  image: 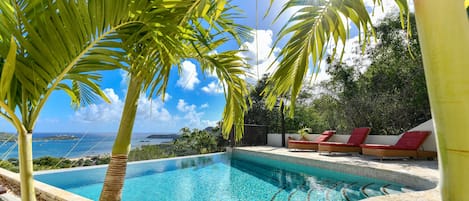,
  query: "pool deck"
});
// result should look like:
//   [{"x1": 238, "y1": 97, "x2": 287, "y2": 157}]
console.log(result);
[{"x1": 234, "y1": 146, "x2": 440, "y2": 201}]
